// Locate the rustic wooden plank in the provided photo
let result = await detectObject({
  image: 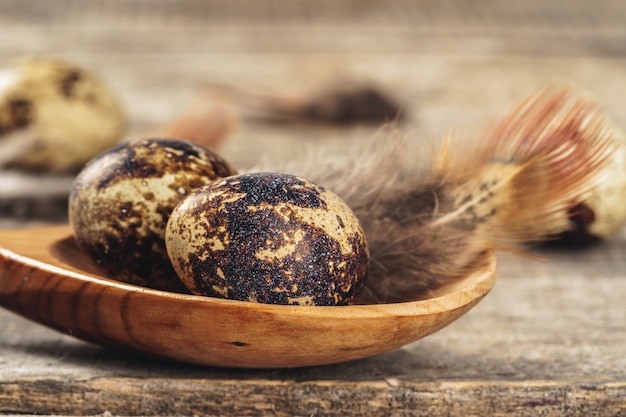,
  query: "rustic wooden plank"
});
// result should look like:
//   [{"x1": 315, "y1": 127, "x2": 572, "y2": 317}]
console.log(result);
[
  {"x1": 0, "y1": 0, "x2": 625, "y2": 32},
  {"x1": 1, "y1": 232, "x2": 625, "y2": 415},
  {"x1": 0, "y1": 376, "x2": 625, "y2": 417}
]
